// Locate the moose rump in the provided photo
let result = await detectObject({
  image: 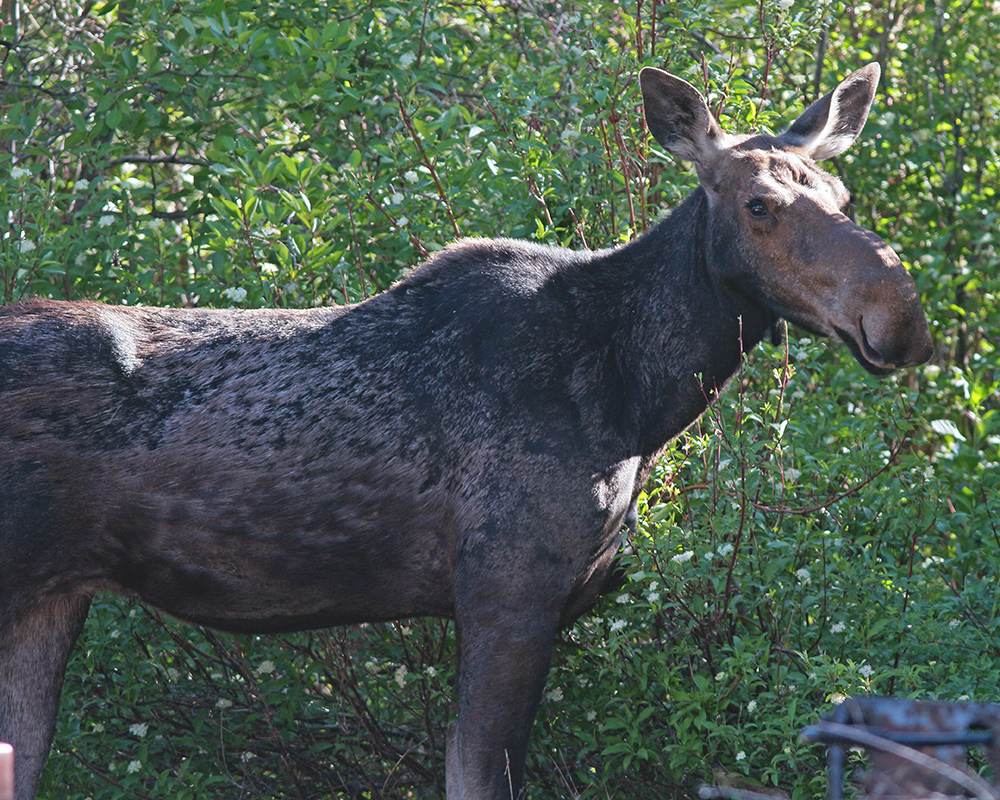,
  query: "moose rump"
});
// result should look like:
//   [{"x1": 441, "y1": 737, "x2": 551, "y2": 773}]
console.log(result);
[{"x1": 0, "y1": 61, "x2": 930, "y2": 800}]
